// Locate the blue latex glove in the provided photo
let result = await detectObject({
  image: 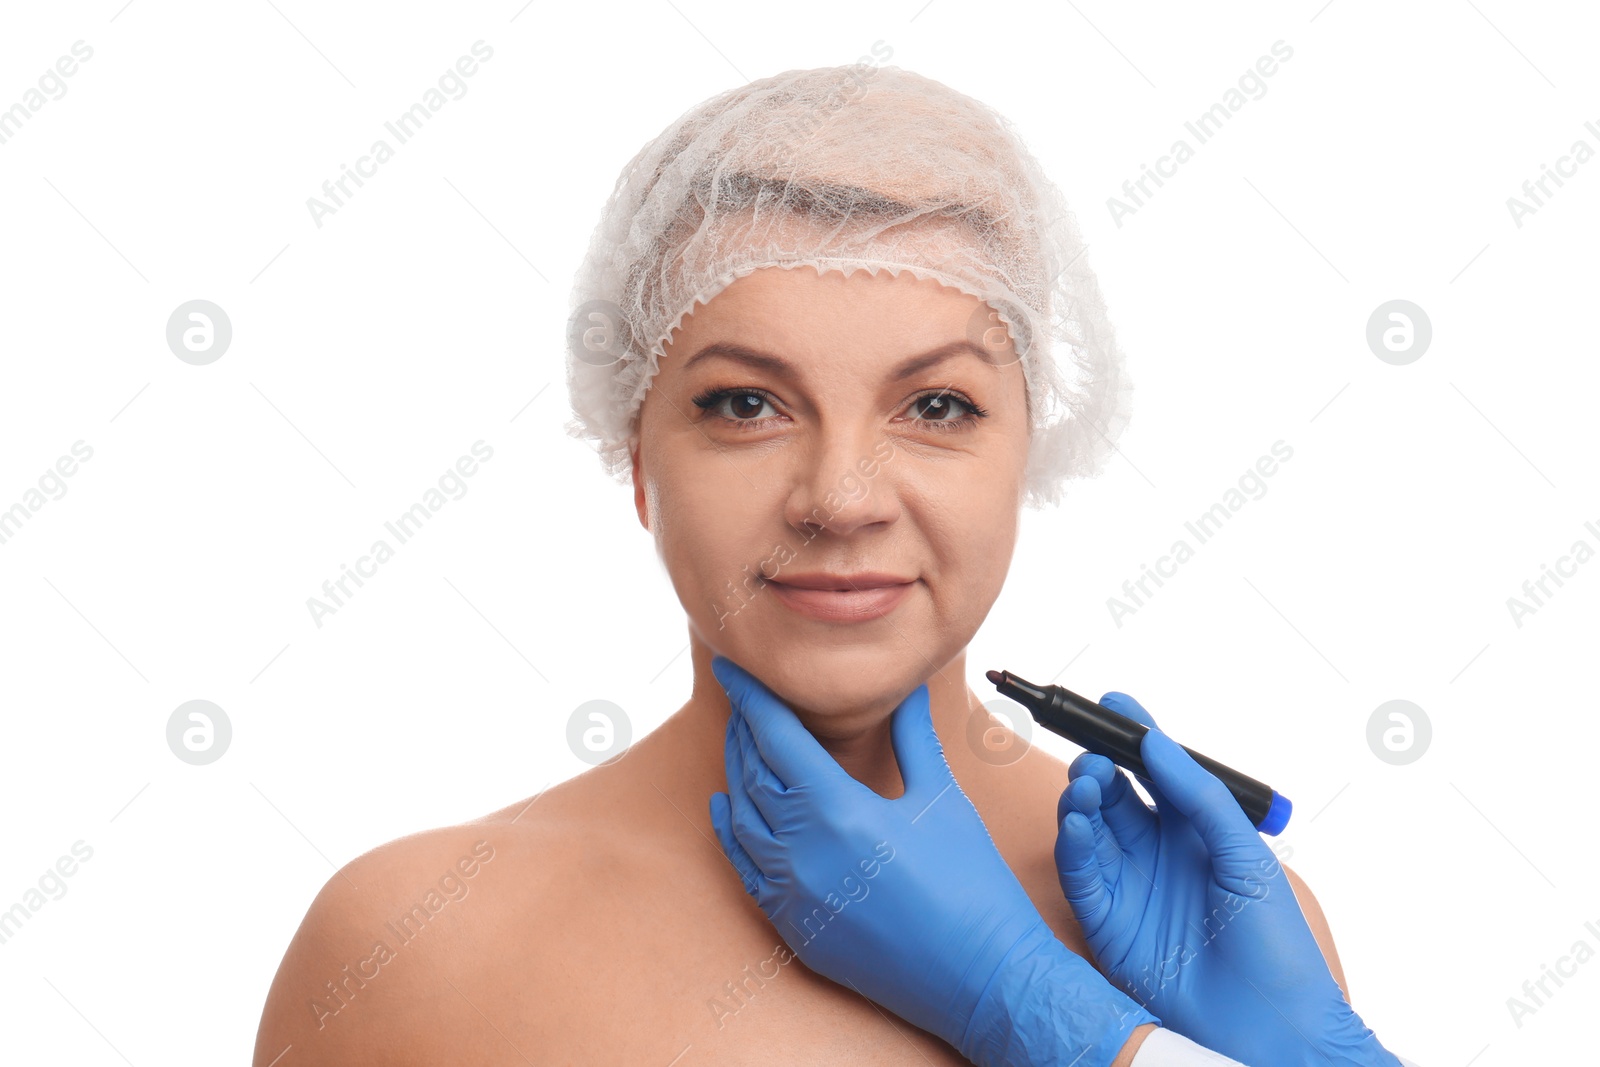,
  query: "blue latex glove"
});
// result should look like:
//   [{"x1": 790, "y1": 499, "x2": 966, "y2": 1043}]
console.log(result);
[
  {"x1": 707, "y1": 655, "x2": 1159, "y2": 1067},
  {"x1": 1055, "y1": 691, "x2": 1403, "y2": 1067}
]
